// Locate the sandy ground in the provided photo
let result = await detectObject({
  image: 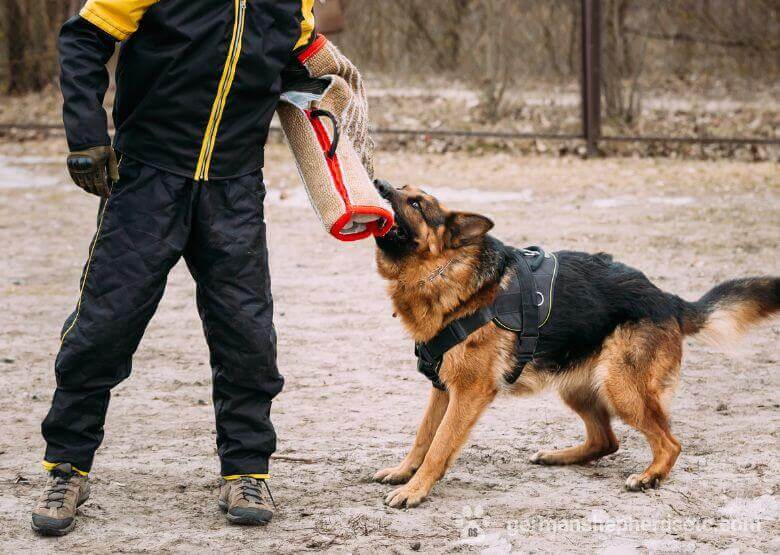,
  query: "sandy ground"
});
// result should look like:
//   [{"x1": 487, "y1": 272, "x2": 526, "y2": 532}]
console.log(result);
[{"x1": 0, "y1": 140, "x2": 778, "y2": 553}]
